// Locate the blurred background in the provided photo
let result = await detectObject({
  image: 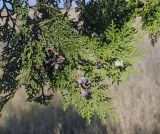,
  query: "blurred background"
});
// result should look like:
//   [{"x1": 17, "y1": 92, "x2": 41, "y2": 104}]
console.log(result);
[
  {"x1": 0, "y1": 9, "x2": 160, "y2": 134},
  {"x1": 0, "y1": 34, "x2": 160, "y2": 134}
]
